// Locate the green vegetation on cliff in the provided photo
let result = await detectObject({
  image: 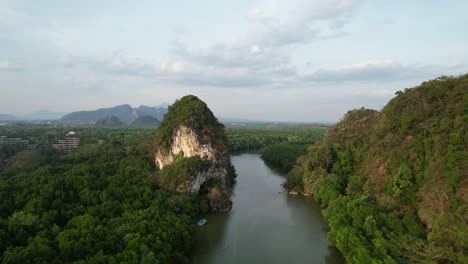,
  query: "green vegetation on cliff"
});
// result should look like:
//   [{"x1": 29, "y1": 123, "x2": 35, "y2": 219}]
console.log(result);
[
  {"x1": 154, "y1": 95, "x2": 235, "y2": 211},
  {"x1": 287, "y1": 74, "x2": 468, "y2": 263},
  {"x1": 158, "y1": 154, "x2": 211, "y2": 192},
  {"x1": 155, "y1": 95, "x2": 226, "y2": 151}
]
